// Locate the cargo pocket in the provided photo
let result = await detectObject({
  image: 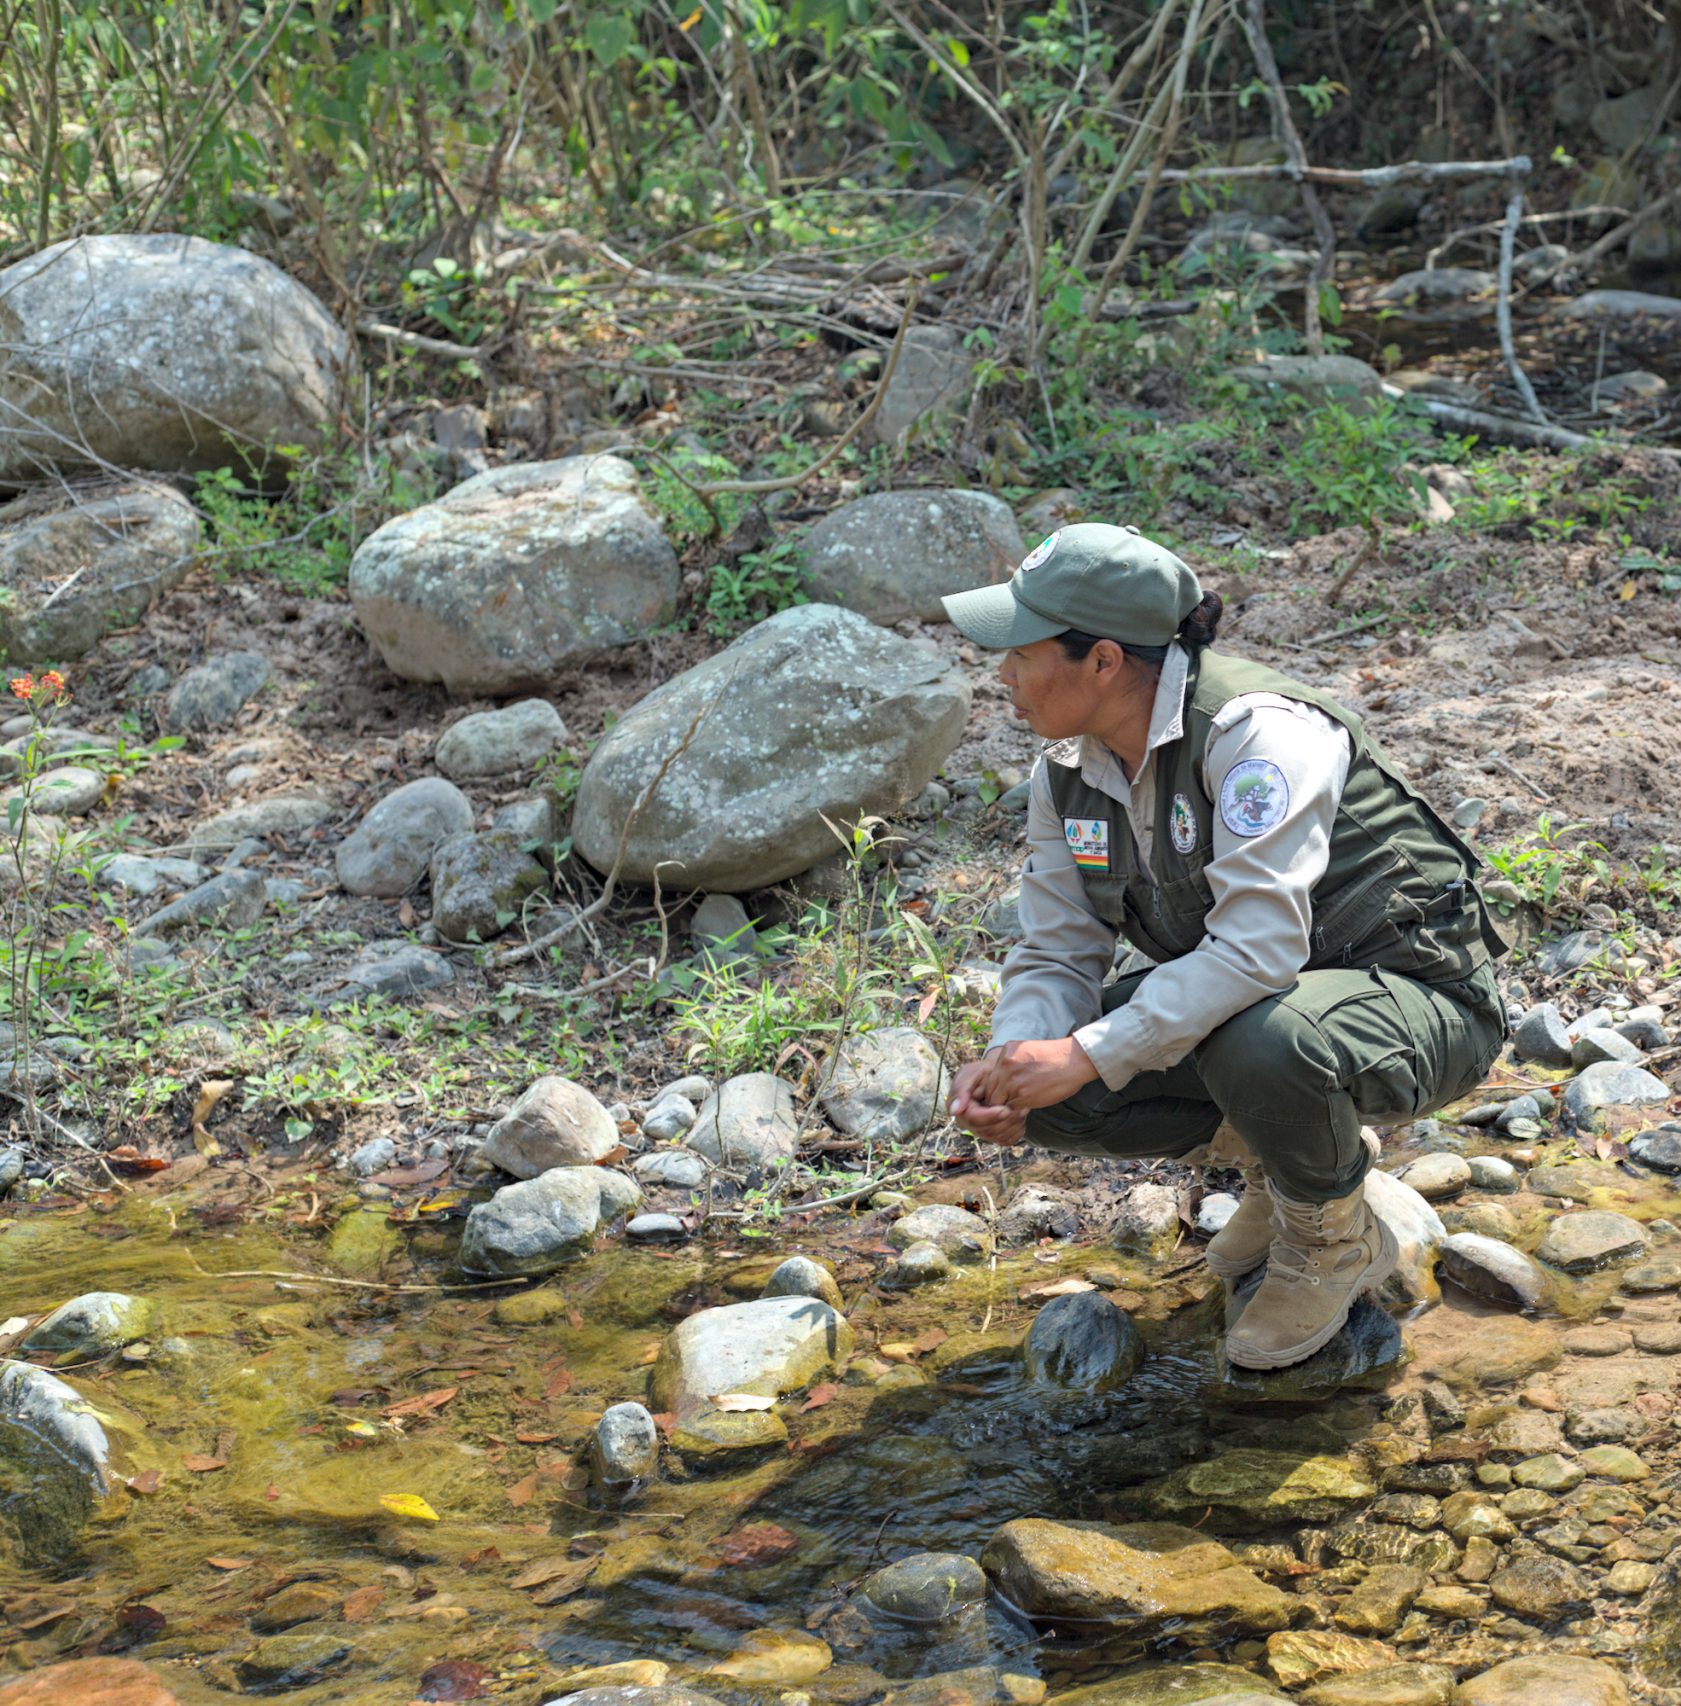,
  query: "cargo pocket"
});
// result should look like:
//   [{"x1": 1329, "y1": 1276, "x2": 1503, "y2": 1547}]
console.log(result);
[
  {"x1": 1371, "y1": 966, "x2": 1496, "y2": 1118},
  {"x1": 1332, "y1": 970, "x2": 1429, "y2": 1122}
]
